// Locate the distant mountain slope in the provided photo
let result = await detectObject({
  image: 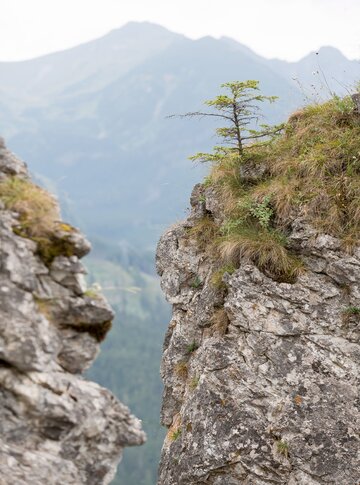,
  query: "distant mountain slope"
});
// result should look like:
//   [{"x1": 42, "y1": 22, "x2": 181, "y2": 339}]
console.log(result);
[
  {"x1": 0, "y1": 22, "x2": 359, "y2": 247},
  {"x1": 268, "y1": 46, "x2": 360, "y2": 97},
  {"x1": 0, "y1": 22, "x2": 181, "y2": 99}
]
